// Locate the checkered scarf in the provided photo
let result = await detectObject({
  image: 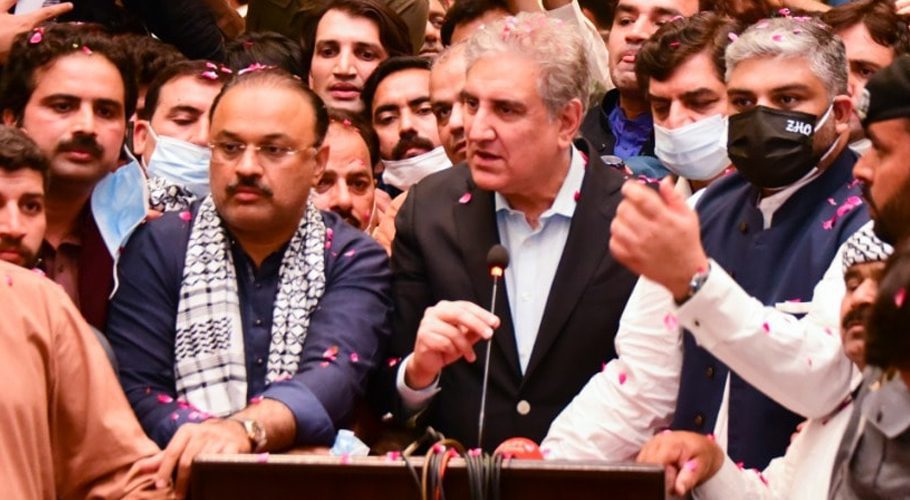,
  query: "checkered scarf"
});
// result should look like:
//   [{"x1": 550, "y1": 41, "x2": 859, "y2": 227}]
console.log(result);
[
  {"x1": 173, "y1": 196, "x2": 327, "y2": 416},
  {"x1": 842, "y1": 224, "x2": 893, "y2": 273},
  {"x1": 147, "y1": 175, "x2": 197, "y2": 213}
]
